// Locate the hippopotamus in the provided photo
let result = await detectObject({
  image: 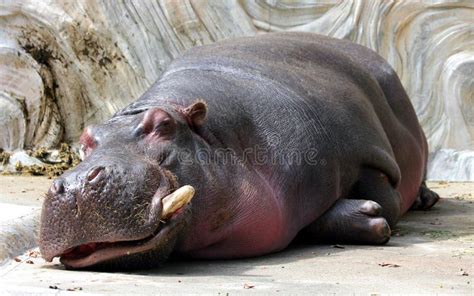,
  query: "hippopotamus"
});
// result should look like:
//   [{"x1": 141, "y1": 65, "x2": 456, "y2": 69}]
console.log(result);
[{"x1": 39, "y1": 32, "x2": 439, "y2": 270}]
